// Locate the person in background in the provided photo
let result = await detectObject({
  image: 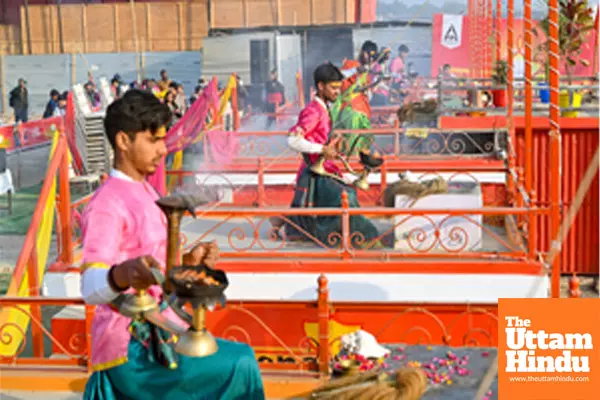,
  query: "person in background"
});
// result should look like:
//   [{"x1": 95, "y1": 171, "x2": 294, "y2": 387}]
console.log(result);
[
  {"x1": 84, "y1": 82, "x2": 102, "y2": 109},
  {"x1": 189, "y1": 85, "x2": 203, "y2": 106},
  {"x1": 439, "y1": 64, "x2": 456, "y2": 80},
  {"x1": 9, "y1": 78, "x2": 28, "y2": 123},
  {"x1": 174, "y1": 83, "x2": 188, "y2": 115},
  {"x1": 265, "y1": 68, "x2": 285, "y2": 128},
  {"x1": 390, "y1": 45, "x2": 409, "y2": 84},
  {"x1": 236, "y1": 75, "x2": 249, "y2": 117},
  {"x1": 111, "y1": 74, "x2": 124, "y2": 100},
  {"x1": 43, "y1": 89, "x2": 60, "y2": 118},
  {"x1": 53, "y1": 92, "x2": 68, "y2": 117},
  {"x1": 158, "y1": 69, "x2": 171, "y2": 92},
  {"x1": 164, "y1": 91, "x2": 182, "y2": 123},
  {"x1": 371, "y1": 47, "x2": 392, "y2": 106}
]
